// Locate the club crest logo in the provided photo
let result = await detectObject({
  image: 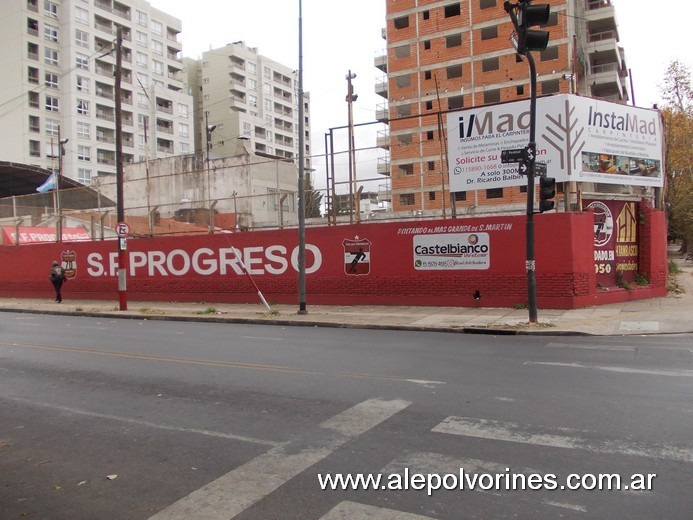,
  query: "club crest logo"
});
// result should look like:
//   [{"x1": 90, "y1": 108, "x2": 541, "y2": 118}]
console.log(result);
[{"x1": 342, "y1": 237, "x2": 371, "y2": 276}]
